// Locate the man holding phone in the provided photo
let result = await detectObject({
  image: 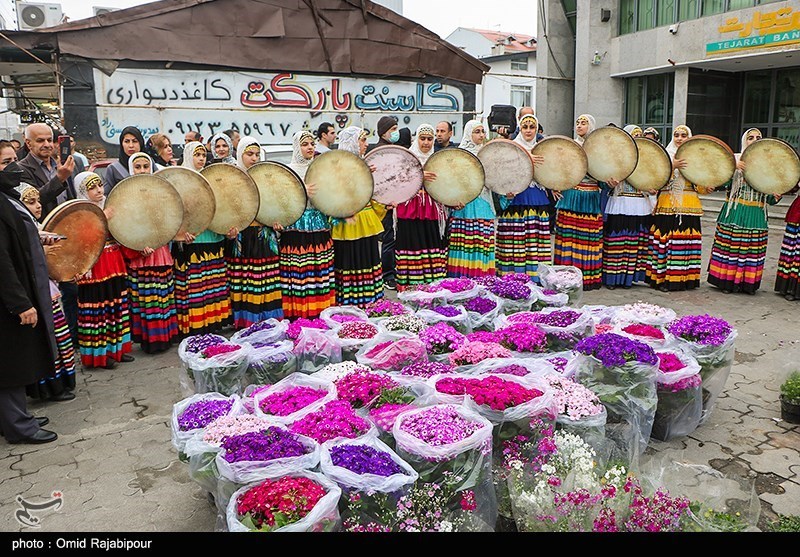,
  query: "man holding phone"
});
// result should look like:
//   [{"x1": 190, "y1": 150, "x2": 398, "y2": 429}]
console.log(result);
[{"x1": 18, "y1": 123, "x2": 76, "y2": 216}]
